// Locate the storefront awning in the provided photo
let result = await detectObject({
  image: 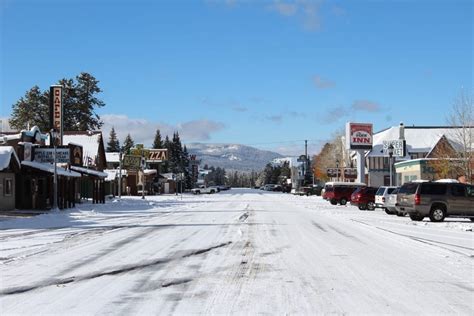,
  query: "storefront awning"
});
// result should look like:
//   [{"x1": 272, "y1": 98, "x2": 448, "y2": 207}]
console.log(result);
[
  {"x1": 70, "y1": 166, "x2": 108, "y2": 178},
  {"x1": 22, "y1": 161, "x2": 81, "y2": 177}
]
